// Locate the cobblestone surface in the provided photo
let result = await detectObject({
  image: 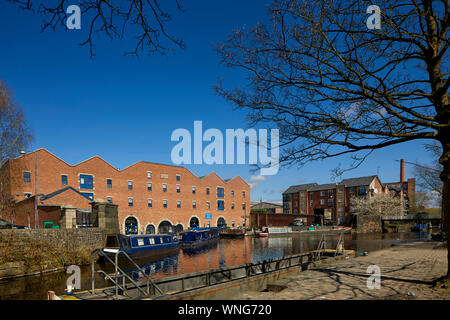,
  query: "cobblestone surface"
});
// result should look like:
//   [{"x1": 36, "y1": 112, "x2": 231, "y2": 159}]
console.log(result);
[{"x1": 235, "y1": 241, "x2": 449, "y2": 300}]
